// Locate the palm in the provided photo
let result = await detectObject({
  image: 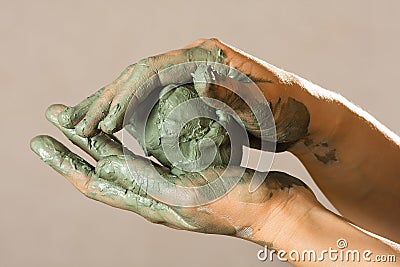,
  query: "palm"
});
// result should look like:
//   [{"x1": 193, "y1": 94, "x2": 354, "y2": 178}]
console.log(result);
[{"x1": 31, "y1": 104, "x2": 312, "y2": 238}]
